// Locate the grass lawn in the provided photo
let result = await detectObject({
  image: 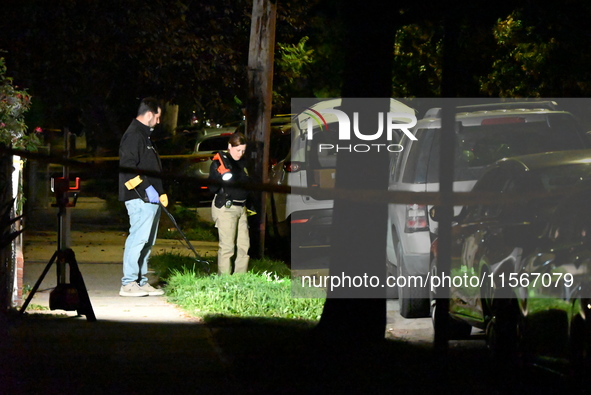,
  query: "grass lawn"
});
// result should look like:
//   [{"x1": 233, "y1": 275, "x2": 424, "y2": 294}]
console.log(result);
[{"x1": 149, "y1": 252, "x2": 325, "y2": 321}]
